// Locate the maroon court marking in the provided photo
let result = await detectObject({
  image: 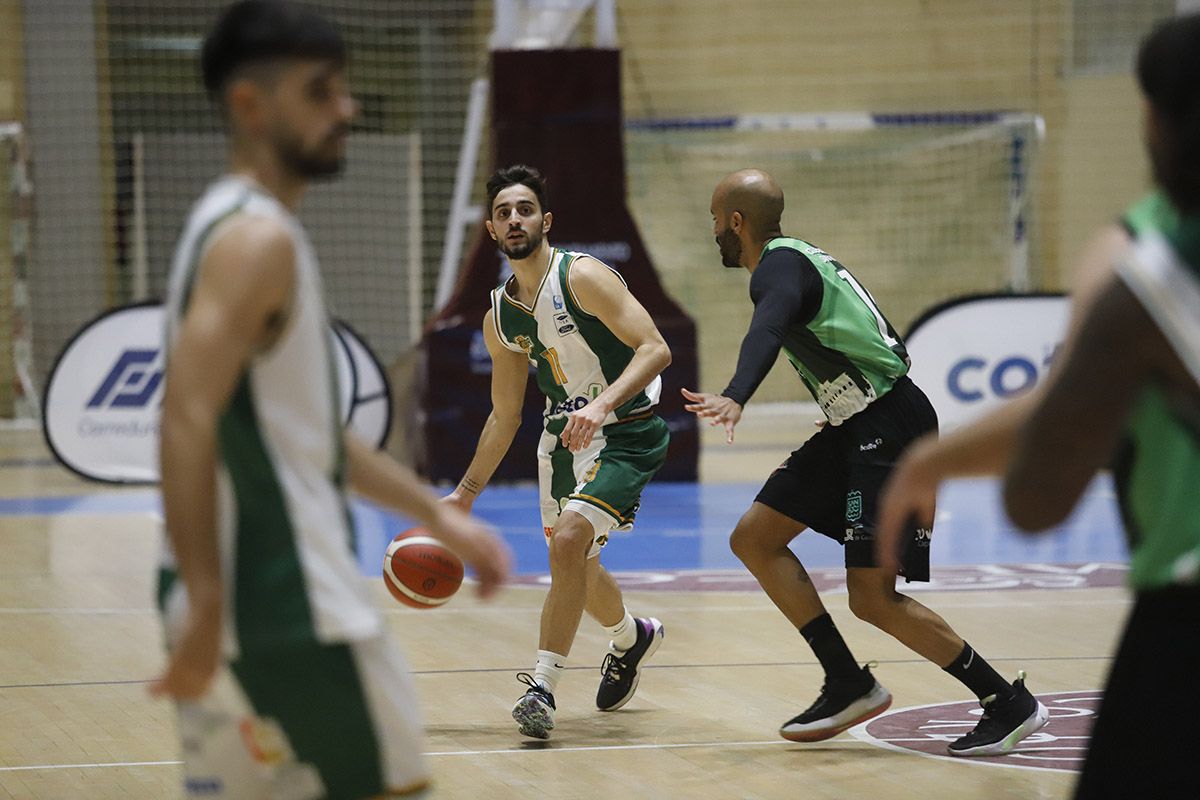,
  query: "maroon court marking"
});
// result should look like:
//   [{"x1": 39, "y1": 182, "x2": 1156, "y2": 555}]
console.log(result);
[
  {"x1": 853, "y1": 690, "x2": 1101, "y2": 772},
  {"x1": 509, "y1": 563, "x2": 1128, "y2": 593}
]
